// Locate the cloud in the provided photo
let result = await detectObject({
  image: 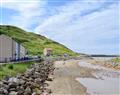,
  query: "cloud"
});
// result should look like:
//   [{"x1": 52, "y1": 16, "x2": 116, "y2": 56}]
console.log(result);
[
  {"x1": 35, "y1": 0, "x2": 117, "y2": 34},
  {"x1": 1, "y1": 0, "x2": 47, "y2": 30},
  {"x1": 35, "y1": 0, "x2": 119, "y2": 54},
  {"x1": 1, "y1": 0, "x2": 119, "y2": 54}
]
